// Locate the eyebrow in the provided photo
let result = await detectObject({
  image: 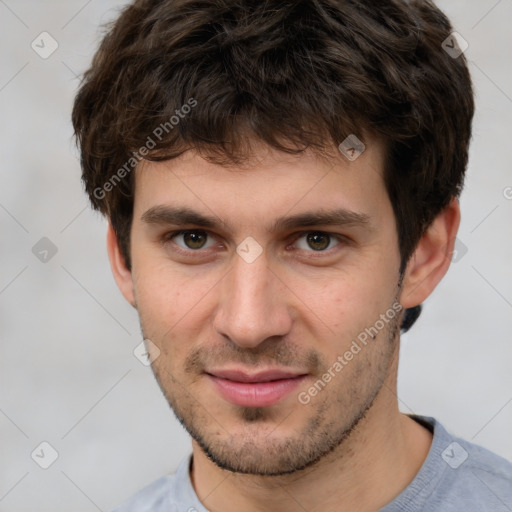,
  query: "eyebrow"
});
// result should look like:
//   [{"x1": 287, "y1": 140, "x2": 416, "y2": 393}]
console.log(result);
[{"x1": 141, "y1": 205, "x2": 371, "y2": 232}]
